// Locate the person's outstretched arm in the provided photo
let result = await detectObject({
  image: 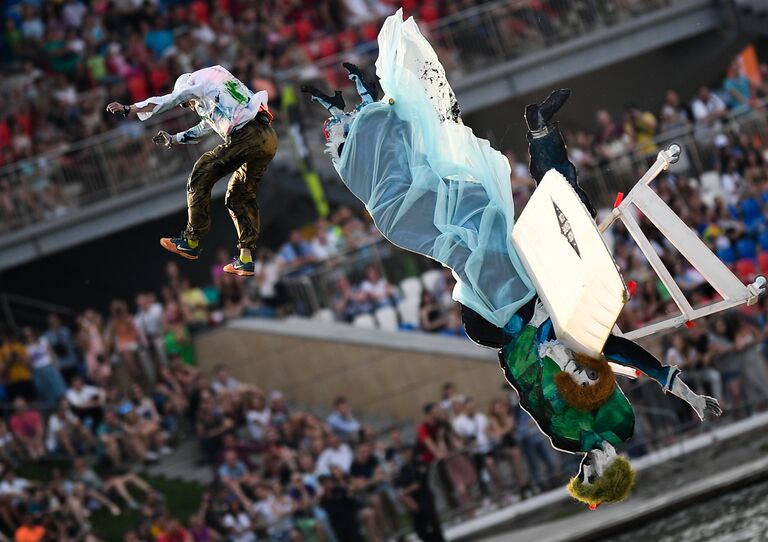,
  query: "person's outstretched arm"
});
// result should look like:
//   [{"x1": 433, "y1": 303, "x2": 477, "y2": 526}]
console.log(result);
[{"x1": 603, "y1": 334, "x2": 722, "y2": 420}]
